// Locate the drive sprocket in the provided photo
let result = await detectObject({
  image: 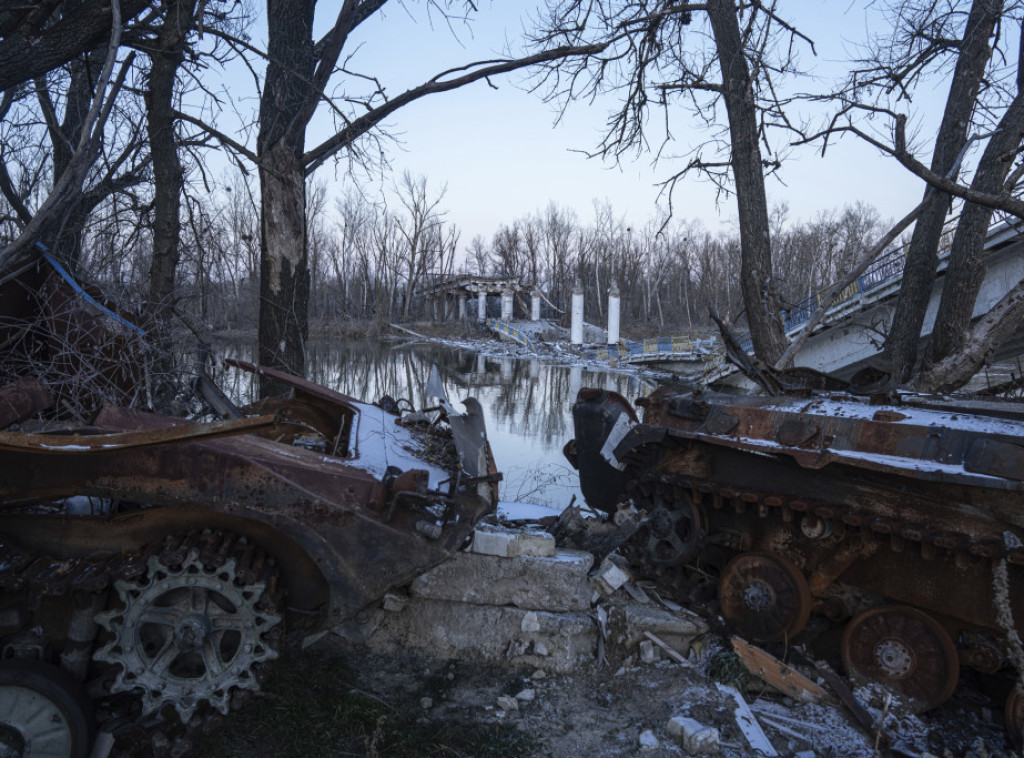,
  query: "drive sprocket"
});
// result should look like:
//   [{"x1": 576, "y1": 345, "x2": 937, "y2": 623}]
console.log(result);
[{"x1": 94, "y1": 542, "x2": 282, "y2": 724}]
